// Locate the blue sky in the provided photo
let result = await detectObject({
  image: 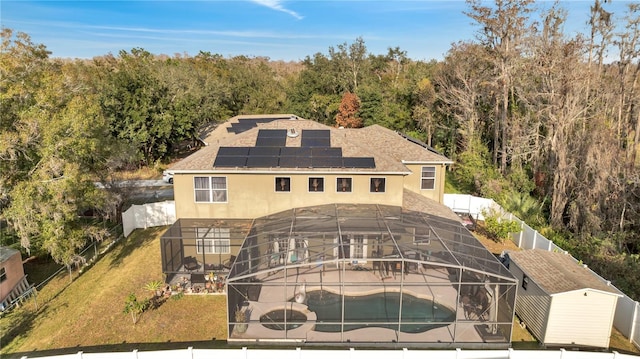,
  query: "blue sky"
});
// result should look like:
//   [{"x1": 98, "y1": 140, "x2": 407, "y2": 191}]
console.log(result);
[{"x1": 0, "y1": 1, "x2": 634, "y2": 61}]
